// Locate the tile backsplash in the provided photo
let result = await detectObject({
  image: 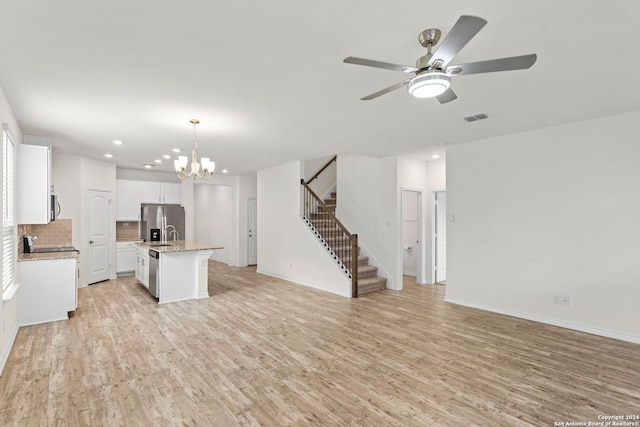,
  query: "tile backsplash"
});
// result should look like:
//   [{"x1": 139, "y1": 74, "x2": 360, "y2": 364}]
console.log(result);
[
  {"x1": 19, "y1": 219, "x2": 73, "y2": 252},
  {"x1": 116, "y1": 221, "x2": 140, "y2": 241}
]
